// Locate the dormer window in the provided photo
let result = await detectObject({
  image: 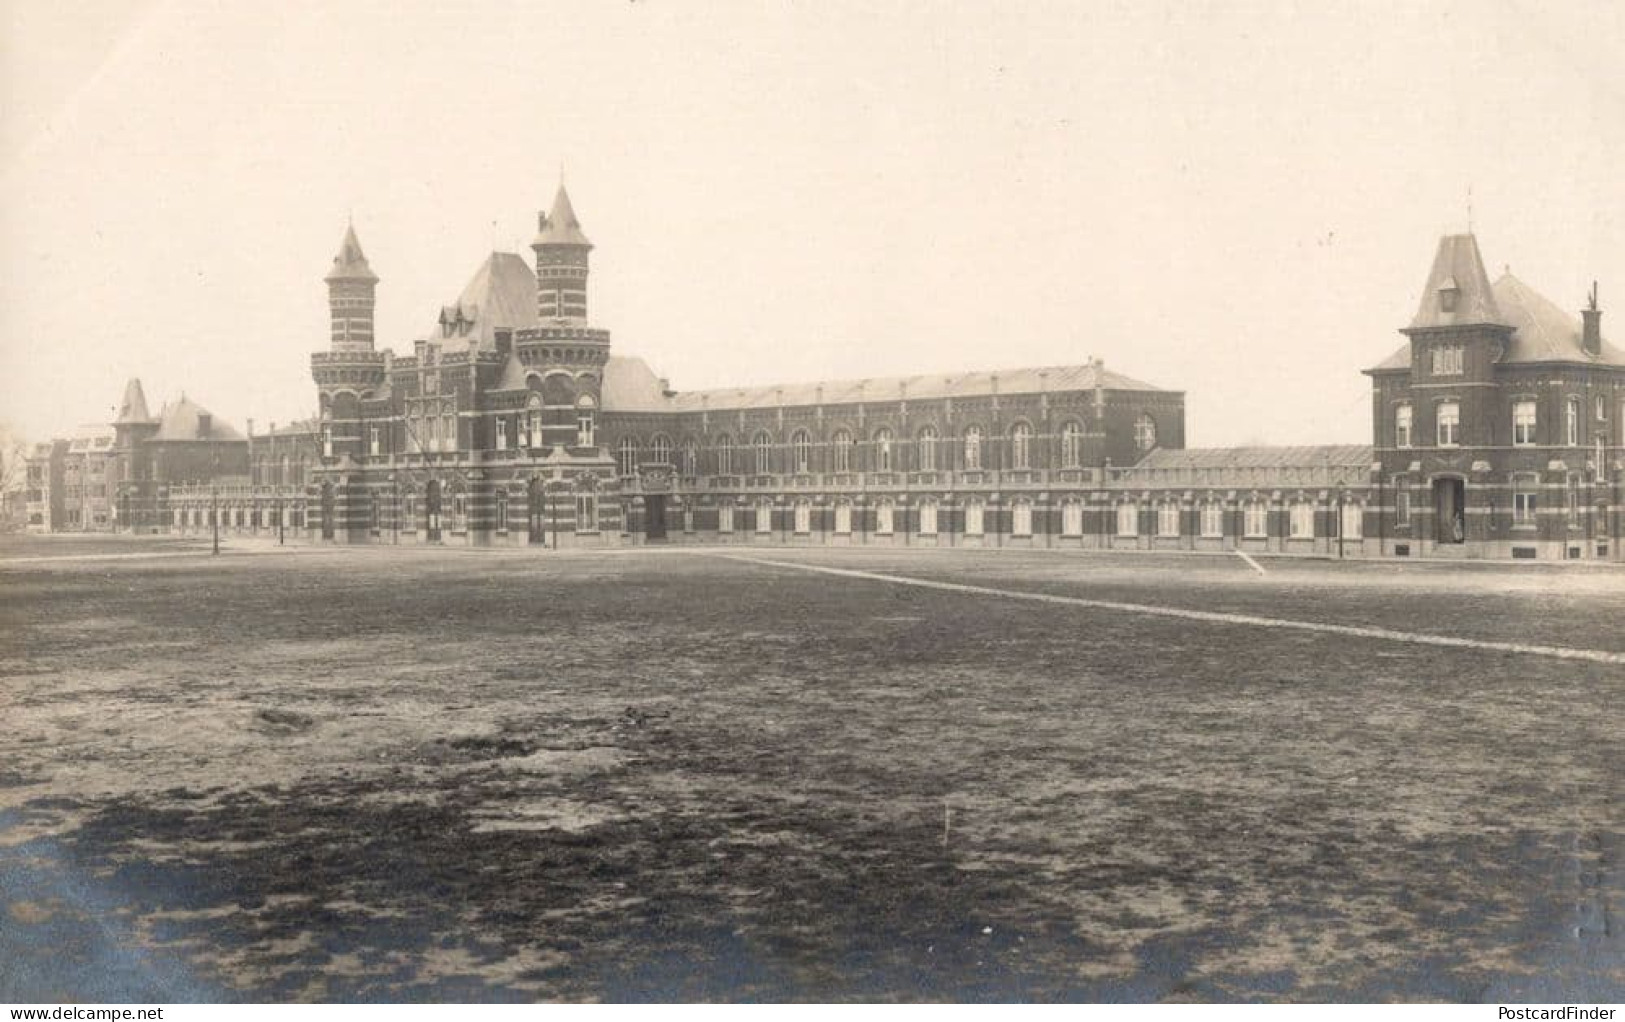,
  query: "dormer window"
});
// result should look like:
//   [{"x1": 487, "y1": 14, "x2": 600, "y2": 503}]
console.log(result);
[{"x1": 1438, "y1": 278, "x2": 1460, "y2": 313}]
